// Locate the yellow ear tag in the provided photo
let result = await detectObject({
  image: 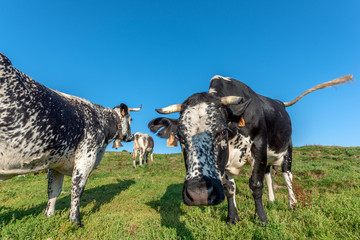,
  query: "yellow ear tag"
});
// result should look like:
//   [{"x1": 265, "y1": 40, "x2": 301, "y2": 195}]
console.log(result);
[
  {"x1": 167, "y1": 134, "x2": 179, "y2": 147},
  {"x1": 121, "y1": 109, "x2": 126, "y2": 116},
  {"x1": 238, "y1": 116, "x2": 245, "y2": 127}
]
